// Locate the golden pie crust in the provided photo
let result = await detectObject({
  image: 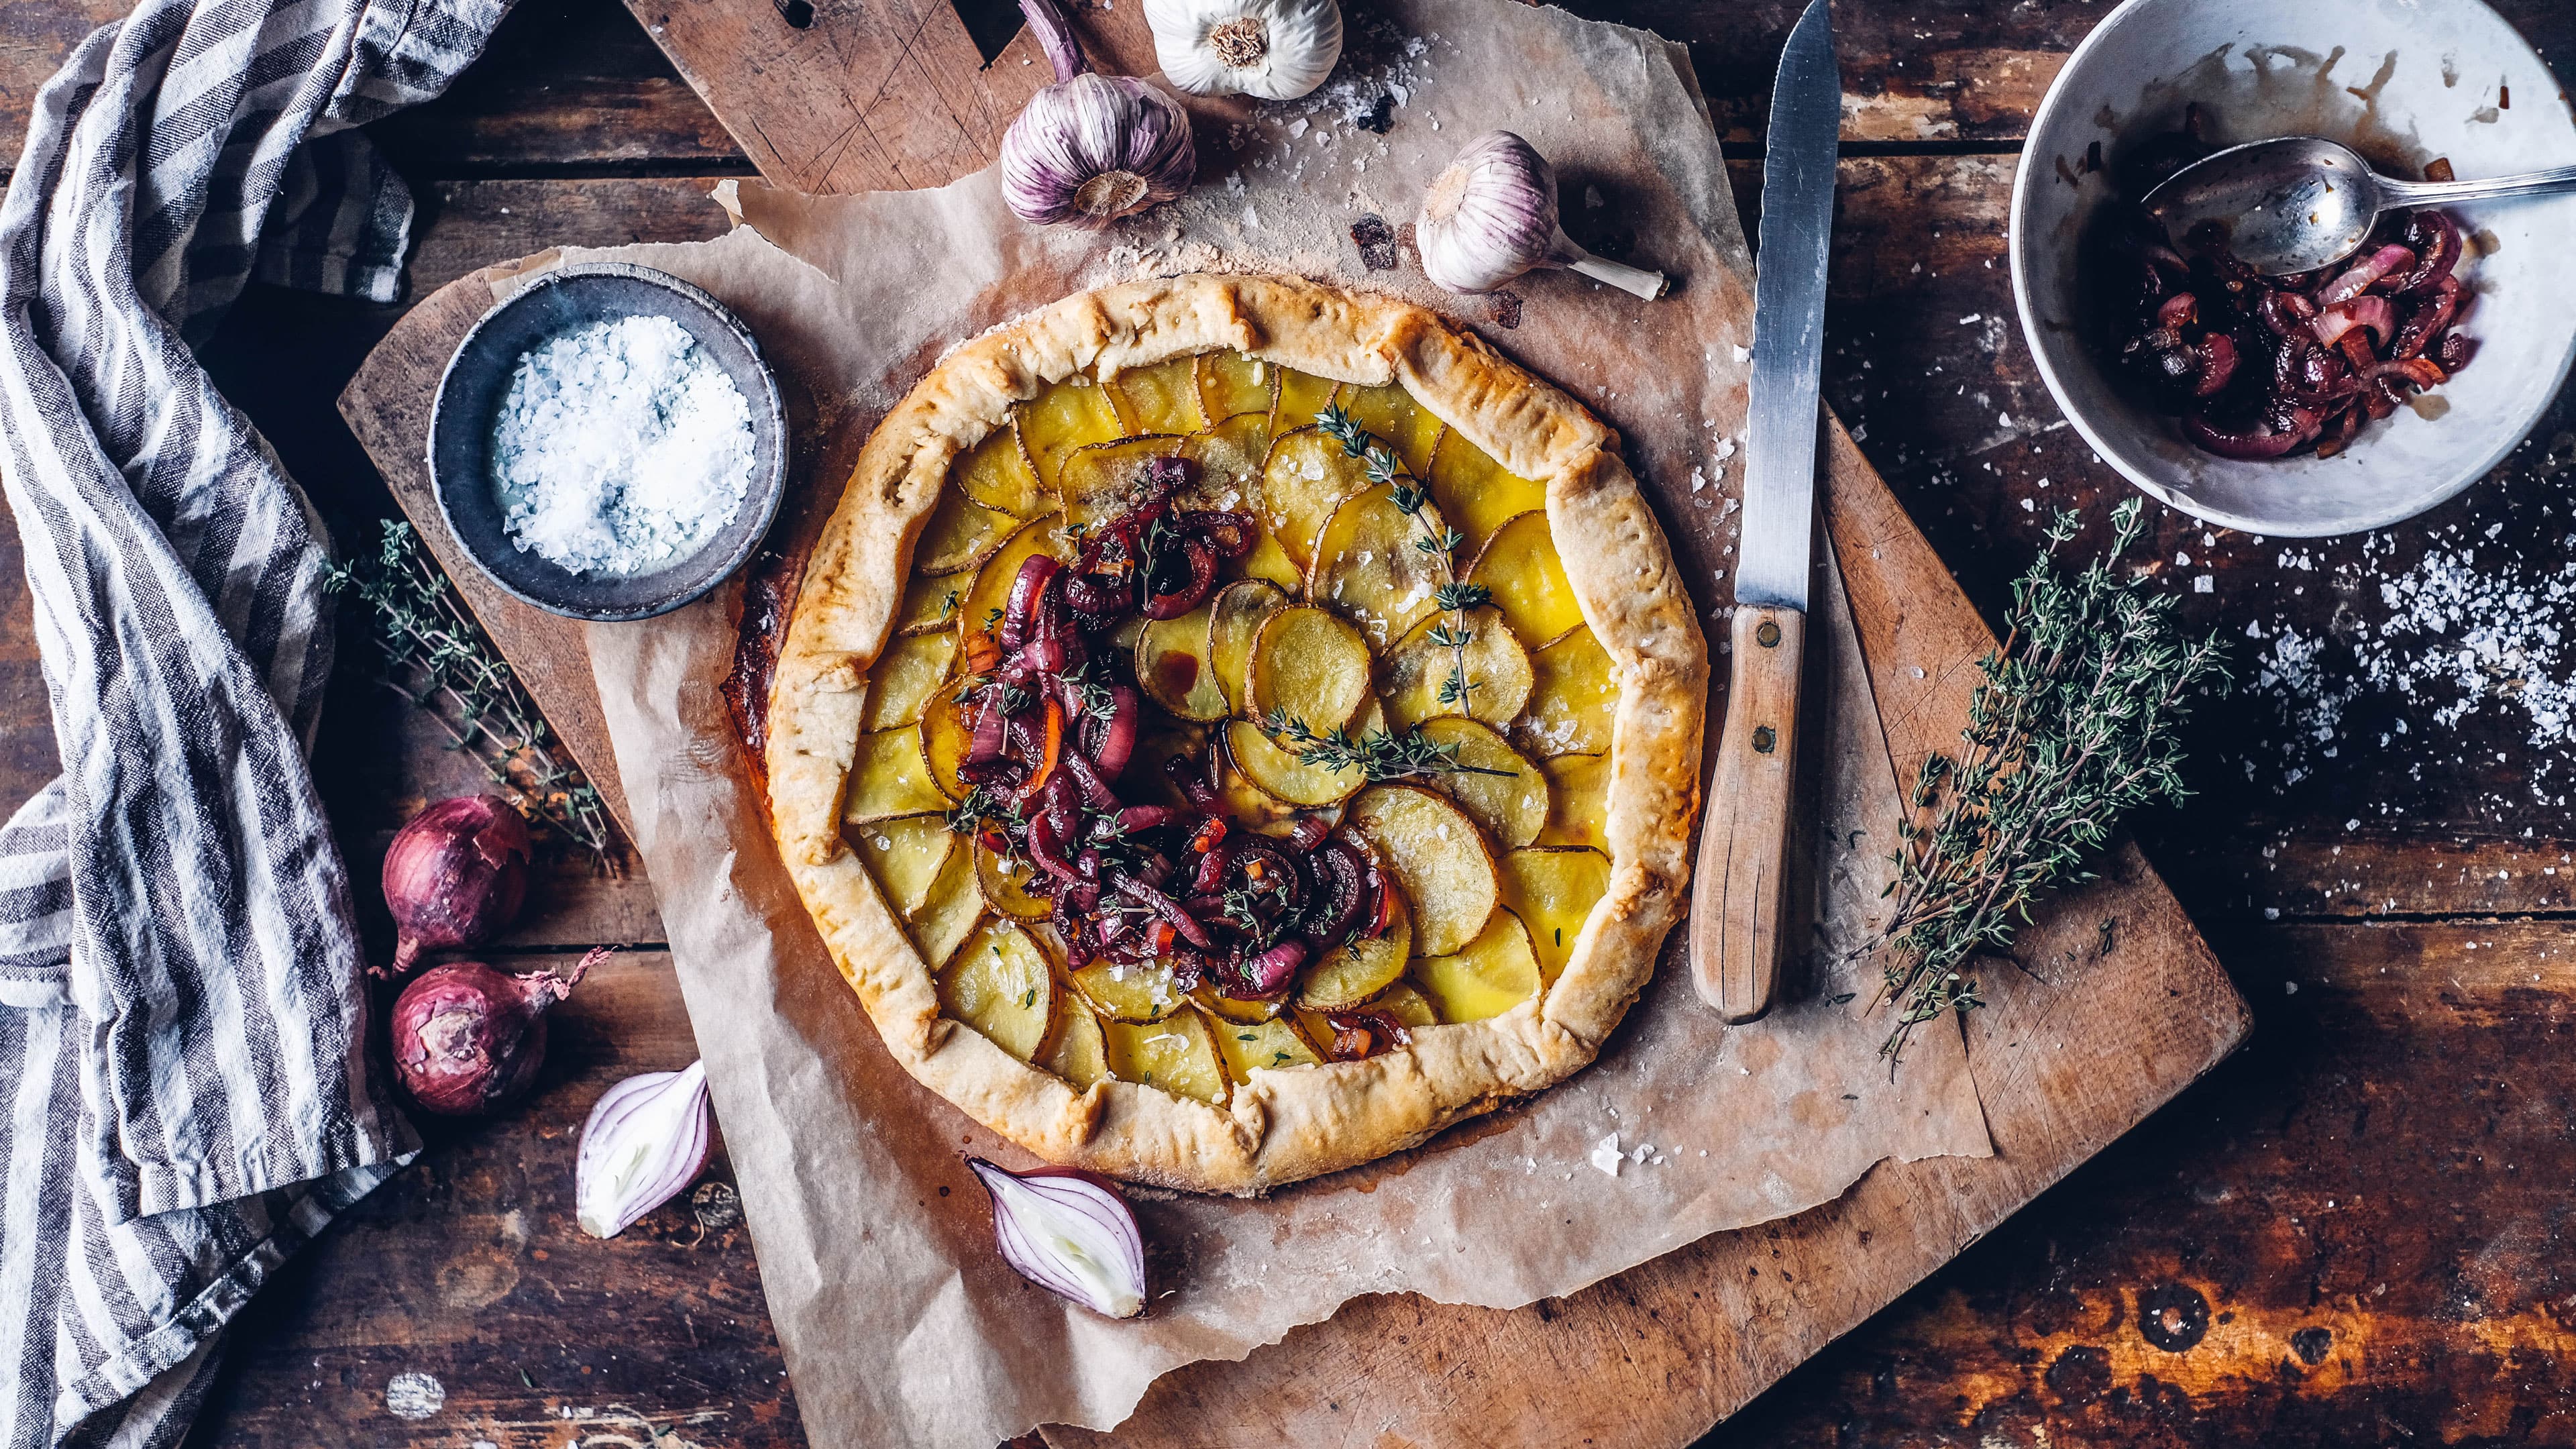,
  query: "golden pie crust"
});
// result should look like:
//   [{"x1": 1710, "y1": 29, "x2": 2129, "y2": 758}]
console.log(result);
[{"x1": 765, "y1": 272, "x2": 1707, "y2": 1195}]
